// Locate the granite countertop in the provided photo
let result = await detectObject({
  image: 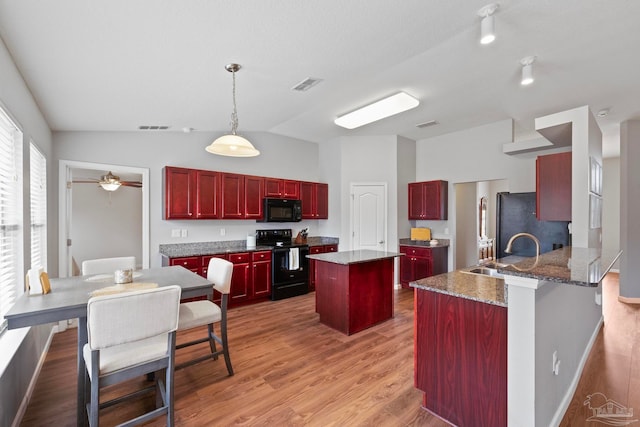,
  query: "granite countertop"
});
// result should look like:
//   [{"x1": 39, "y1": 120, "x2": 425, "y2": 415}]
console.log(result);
[
  {"x1": 399, "y1": 238, "x2": 450, "y2": 248},
  {"x1": 411, "y1": 272, "x2": 507, "y2": 307},
  {"x1": 497, "y1": 246, "x2": 622, "y2": 287},
  {"x1": 159, "y1": 236, "x2": 339, "y2": 258},
  {"x1": 306, "y1": 249, "x2": 402, "y2": 265}
]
